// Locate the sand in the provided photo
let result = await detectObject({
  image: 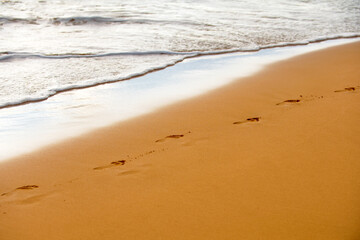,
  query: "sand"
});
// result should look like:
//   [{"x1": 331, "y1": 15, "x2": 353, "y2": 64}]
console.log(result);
[{"x1": 0, "y1": 41, "x2": 360, "y2": 240}]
